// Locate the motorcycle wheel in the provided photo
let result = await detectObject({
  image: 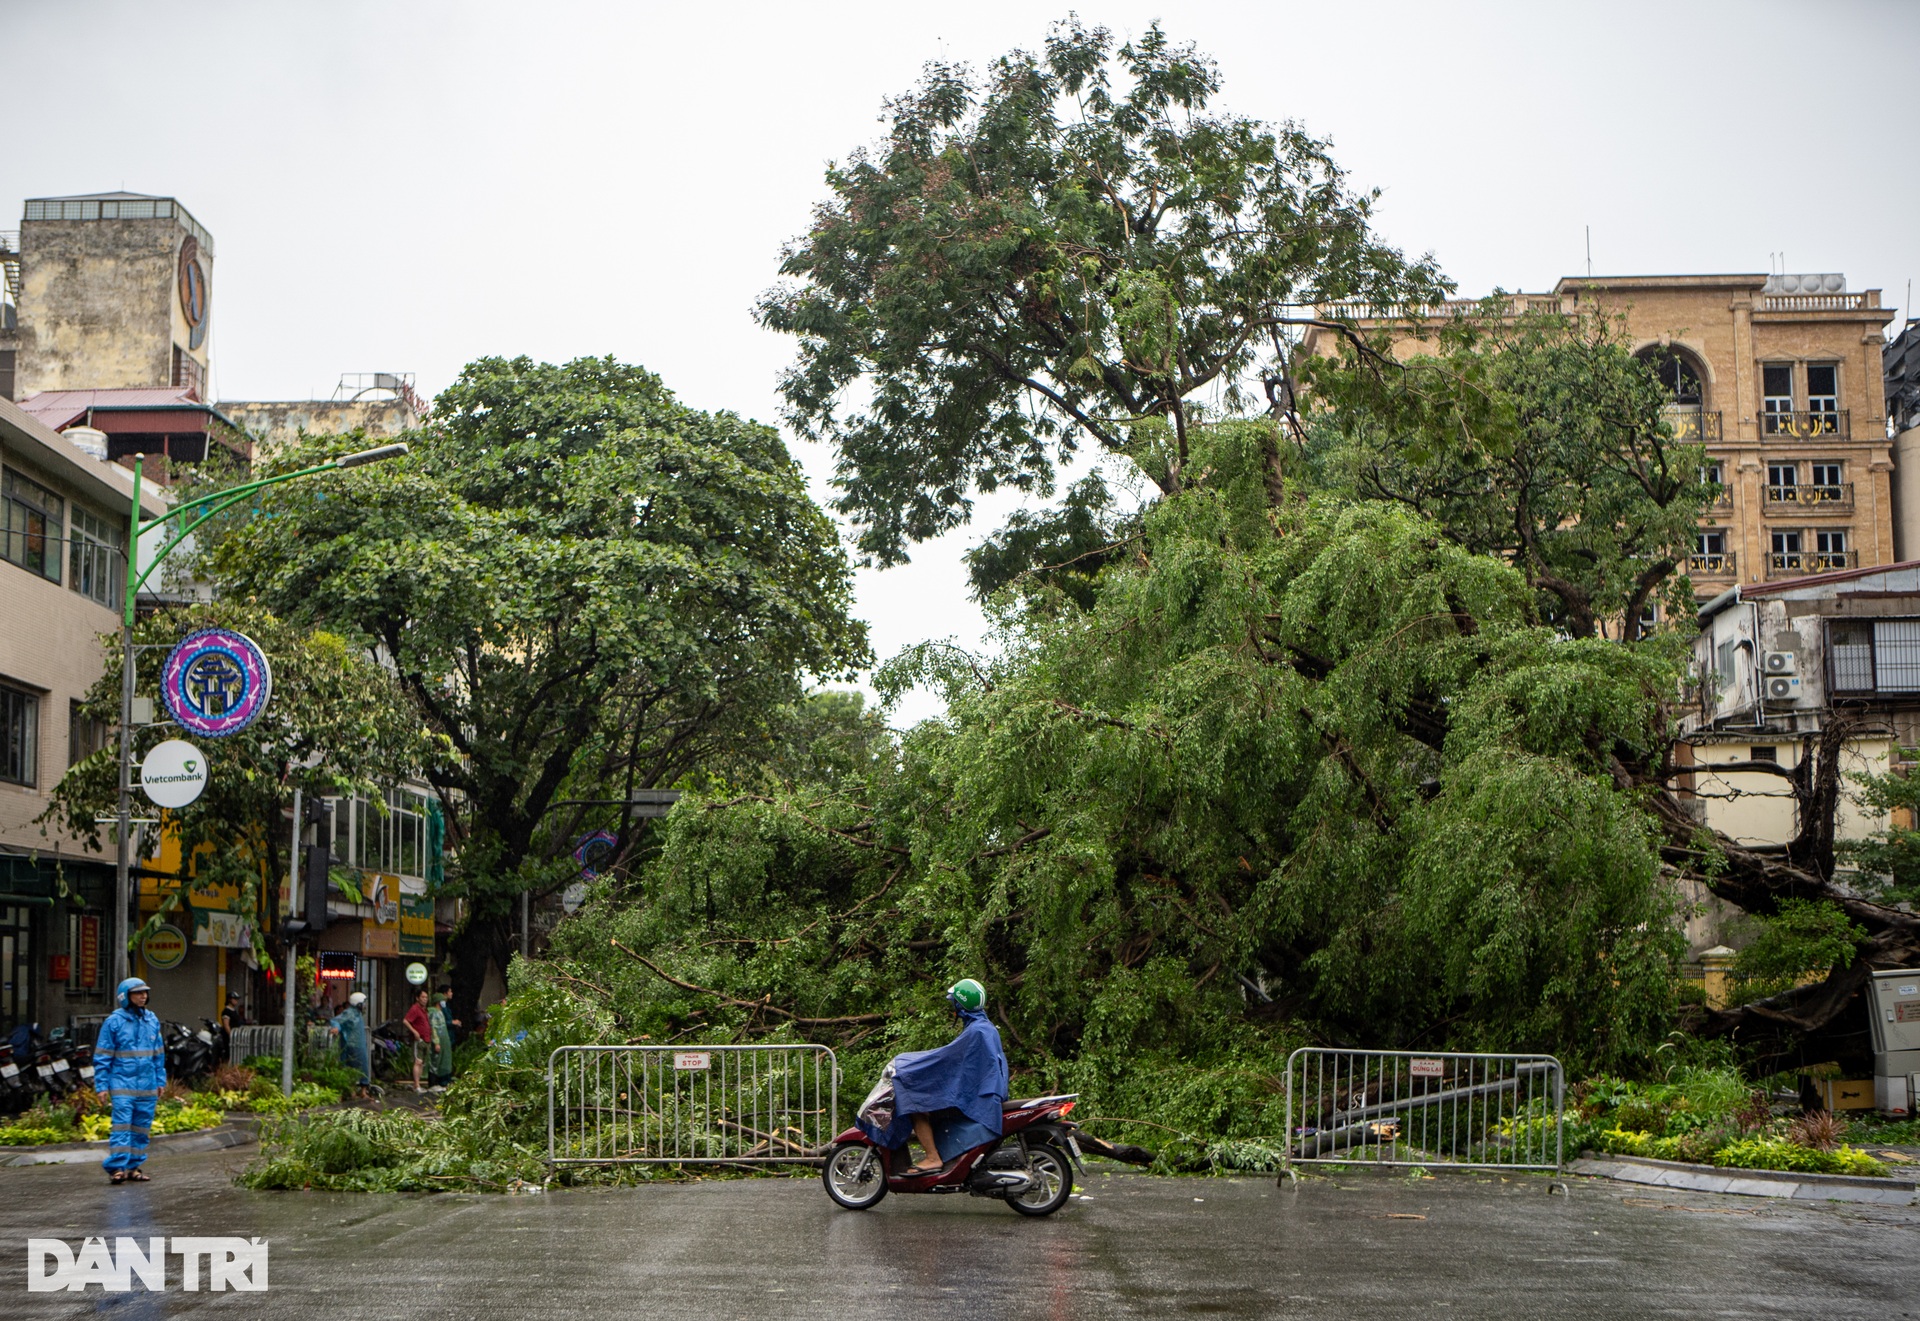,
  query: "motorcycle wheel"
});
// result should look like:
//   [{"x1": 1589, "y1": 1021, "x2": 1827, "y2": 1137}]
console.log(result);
[
  {"x1": 821, "y1": 1142, "x2": 888, "y2": 1211},
  {"x1": 1007, "y1": 1142, "x2": 1074, "y2": 1217}
]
